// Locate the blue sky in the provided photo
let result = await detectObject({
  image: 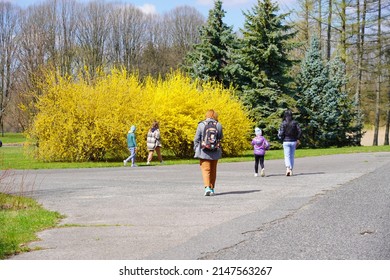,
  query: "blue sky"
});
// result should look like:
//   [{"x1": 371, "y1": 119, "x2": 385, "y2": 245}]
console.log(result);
[{"x1": 8, "y1": 0, "x2": 298, "y2": 30}]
